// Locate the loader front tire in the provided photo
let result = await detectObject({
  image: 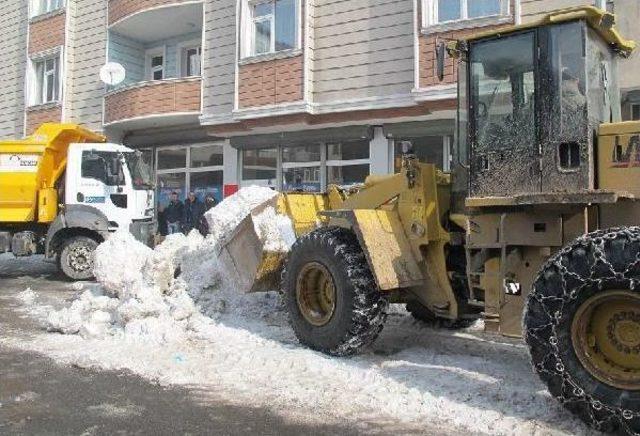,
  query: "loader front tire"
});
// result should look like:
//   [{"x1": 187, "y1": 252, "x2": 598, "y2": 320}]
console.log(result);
[
  {"x1": 524, "y1": 227, "x2": 640, "y2": 434},
  {"x1": 58, "y1": 236, "x2": 98, "y2": 281},
  {"x1": 283, "y1": 227, "x2": 389, "y2": 356}
]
